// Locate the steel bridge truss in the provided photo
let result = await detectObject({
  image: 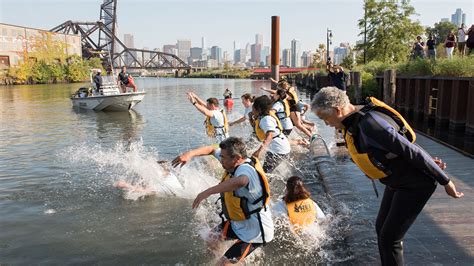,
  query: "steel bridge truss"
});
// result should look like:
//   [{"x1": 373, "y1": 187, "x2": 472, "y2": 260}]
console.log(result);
[{"x1": 51, "y1": 20, "x2": 190, "y2": 71}]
